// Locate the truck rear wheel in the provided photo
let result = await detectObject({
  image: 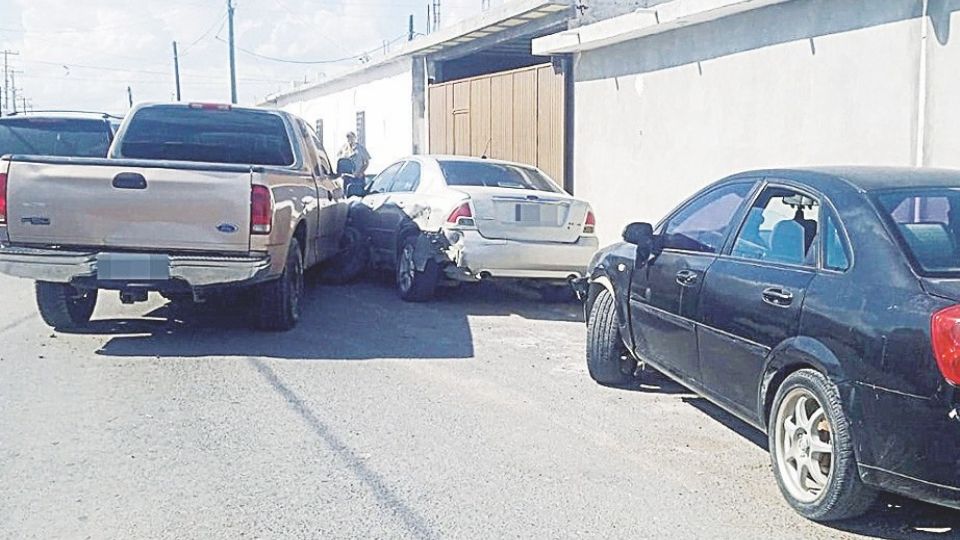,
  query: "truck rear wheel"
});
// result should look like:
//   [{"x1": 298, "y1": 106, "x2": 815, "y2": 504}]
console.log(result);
[
  {"x1": 35, "y1": 281, "x2": 98, "y2": 330},
  {"x1": 254, "y1": 238, "x2": 304, "y2": 332}
]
